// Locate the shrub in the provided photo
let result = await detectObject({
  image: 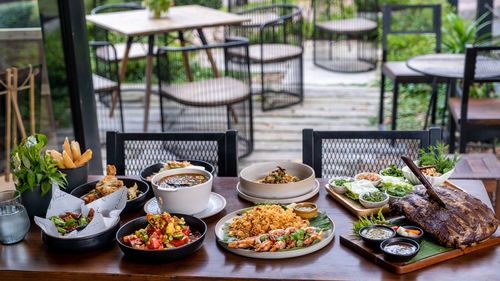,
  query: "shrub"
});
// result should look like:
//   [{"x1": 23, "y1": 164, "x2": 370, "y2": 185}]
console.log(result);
[{"x1": 0, "y1": 1, "x2": 40, "y2": 28}]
